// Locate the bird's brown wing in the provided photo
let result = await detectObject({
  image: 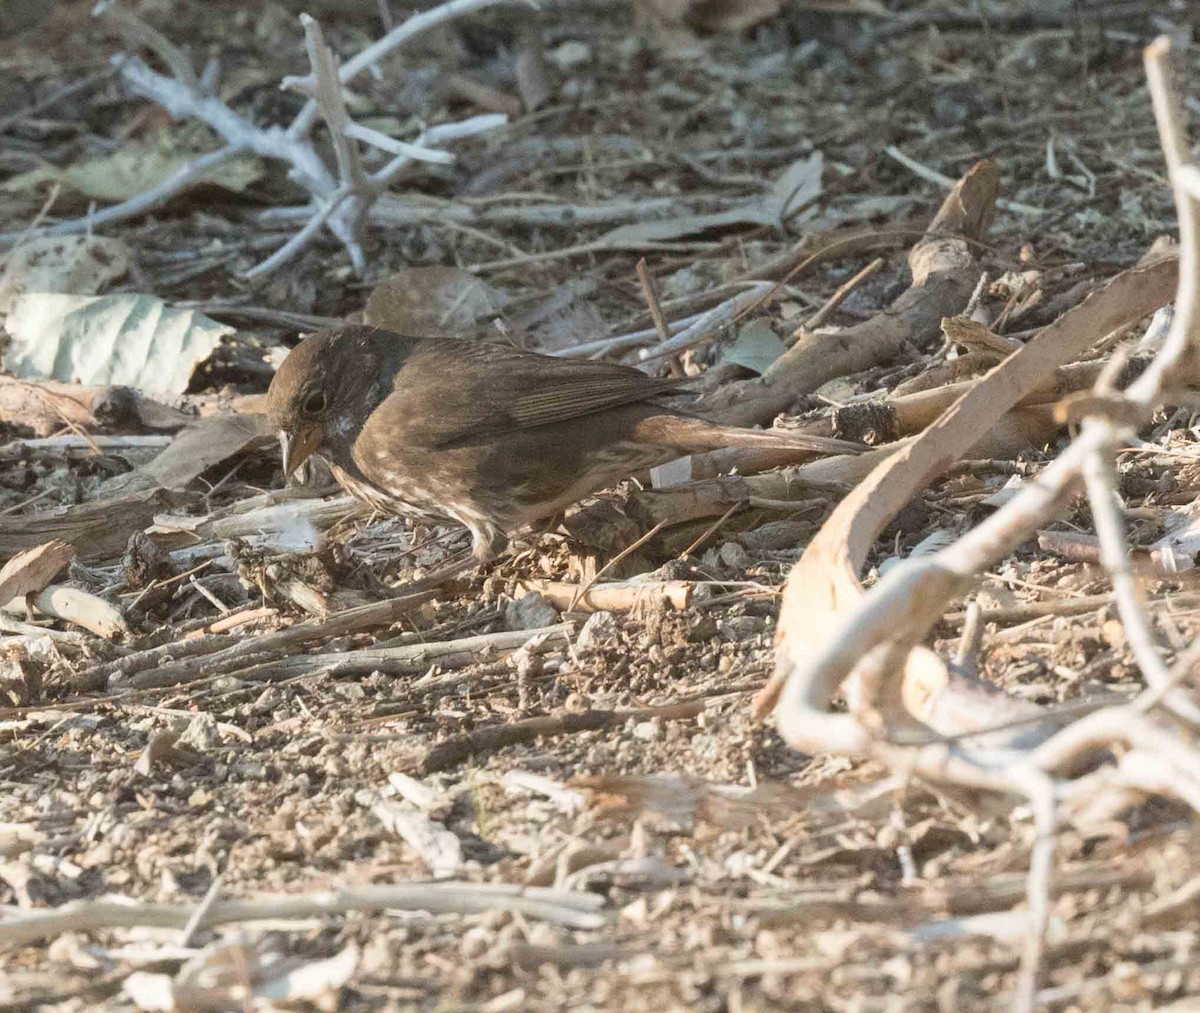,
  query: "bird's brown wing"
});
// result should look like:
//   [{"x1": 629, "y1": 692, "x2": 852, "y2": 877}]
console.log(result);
[{"x1": 381, "y1": 339, "x2": 689, "y2": 449}]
